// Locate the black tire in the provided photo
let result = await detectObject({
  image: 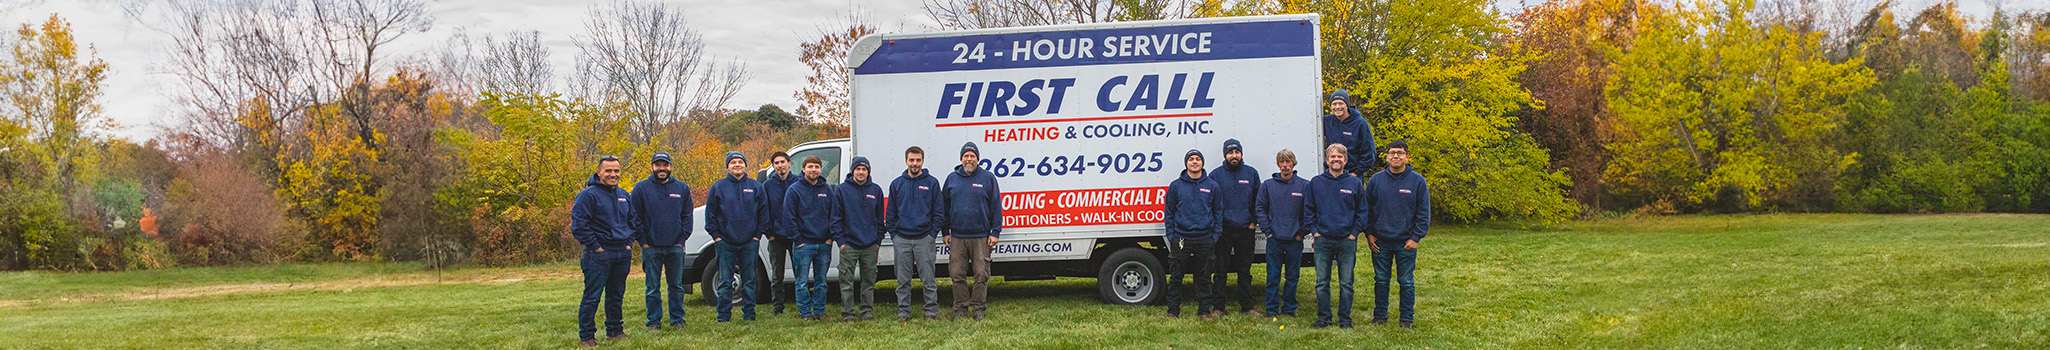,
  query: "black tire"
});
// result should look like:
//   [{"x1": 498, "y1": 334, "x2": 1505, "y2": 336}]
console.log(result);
[
  {"x1": 697, "y1": 250, "x2": 775, "y2": 306},
  {"x1": 1097, "y1": 248, "x2": 1166, "y2": 306}
]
